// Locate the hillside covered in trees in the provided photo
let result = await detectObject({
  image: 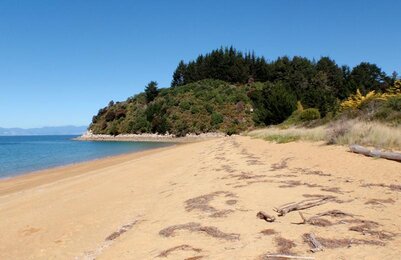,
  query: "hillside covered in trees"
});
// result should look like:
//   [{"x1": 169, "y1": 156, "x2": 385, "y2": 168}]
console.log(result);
[{"x1": 88, "y1": 47, "x2": 399, "y2": 136}]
